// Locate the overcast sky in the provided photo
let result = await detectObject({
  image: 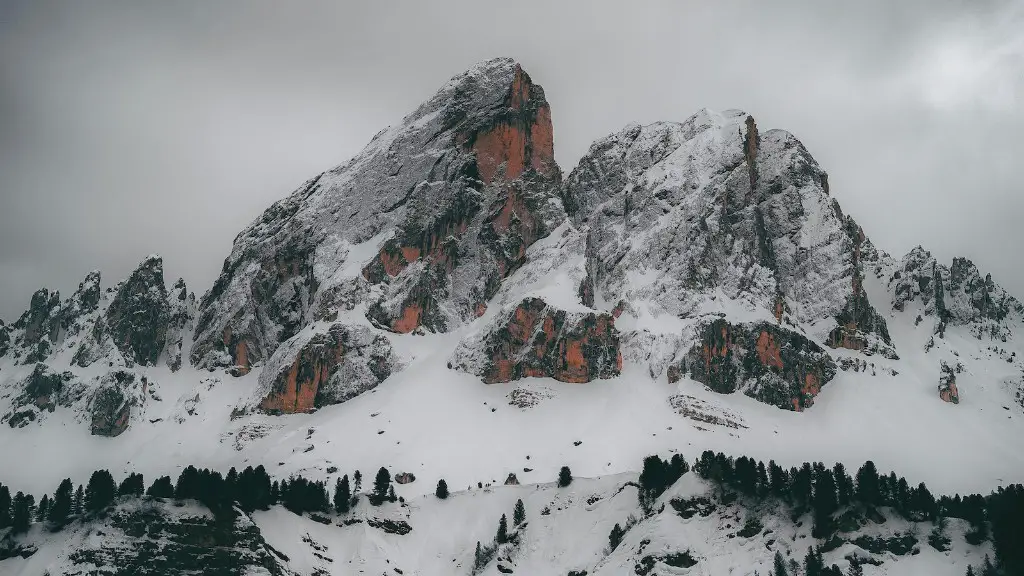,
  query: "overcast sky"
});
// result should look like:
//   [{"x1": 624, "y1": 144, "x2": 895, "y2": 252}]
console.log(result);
[{"x1": 1, "y1": 1, "x2": 1021, "y2": 320}]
